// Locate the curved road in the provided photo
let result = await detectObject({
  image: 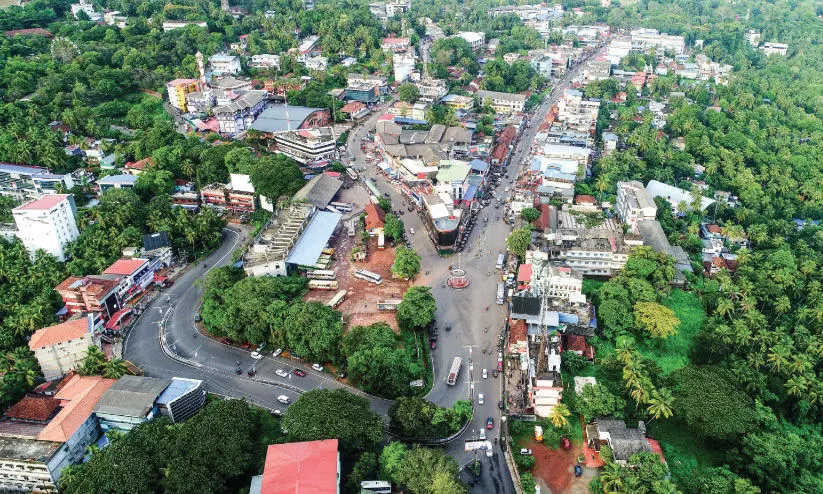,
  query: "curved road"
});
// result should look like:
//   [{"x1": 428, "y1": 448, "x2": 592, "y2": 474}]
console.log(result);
[{"x1": 124, "y1": 46, "x2": 602, "y2": 493}]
